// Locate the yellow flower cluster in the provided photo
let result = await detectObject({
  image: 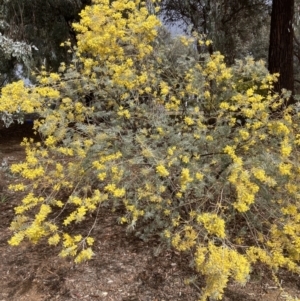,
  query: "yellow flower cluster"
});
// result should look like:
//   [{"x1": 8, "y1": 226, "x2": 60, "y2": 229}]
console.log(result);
[
  {"x1": 251, "y1": 167, "x2": 276, "y2": 186},
  {"x1": 195, "y1": 243, "x2": 250, "y2": 301},
  {"x1": 180, "y1": 168, "x2": 193, "y2": 191},
  {"x1": 223, "y1": 145, "x2": 240, "y2": 164},
  {"x1": 156, "y1": 164, "x2": 169, "y2": 177},
  {"x1": 171, "y1": 226, "x2": 198, "y2": 251},
  {"x1": 57, "y1": 233, "x2": 95, "y2": 262},
  {"x1": 104, "y1": 183, "x2": 125, "y2": 198},
  {"x1": 73, "y1": 0, "x2": 161, "y2": 78},
  {"x1": 0, "y1": 81, "x2": 42, "y2": 114},
  {"x1": 117, "y1": 106, "x2": 131, "y2": 119},
  {"x1": 196, "y1": 213, "x2": 226, "y2": 238}
]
